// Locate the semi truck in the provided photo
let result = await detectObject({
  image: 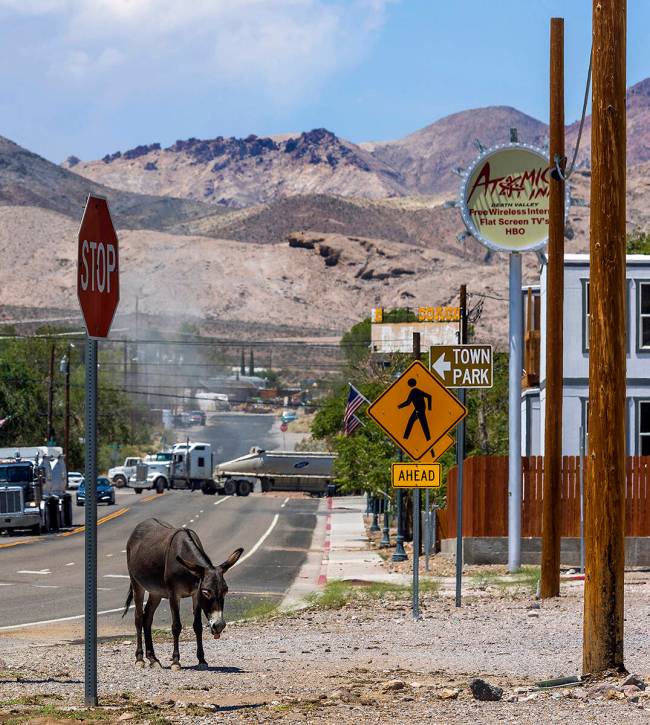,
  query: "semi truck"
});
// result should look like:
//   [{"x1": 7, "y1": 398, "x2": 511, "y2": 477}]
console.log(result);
[
  {"x1": 212, "y1": 448, "x2": 336, "y2": 496},
  {"x1": 127, "y1": 443, "x2": 215, "y2": 494},
  {"x1": 0, "y1": 446, "x2": 73, "y2": 534}
]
